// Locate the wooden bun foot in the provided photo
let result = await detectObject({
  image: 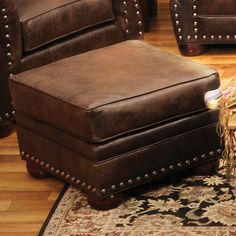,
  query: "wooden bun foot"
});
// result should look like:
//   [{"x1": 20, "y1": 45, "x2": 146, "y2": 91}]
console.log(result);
[
  {"x1": 179, "y1": 44, "x2": 208, "y2": 56},
  {"x1": 26, "y1": 161, "x2": 51, "y2": 179},
  {"x1": 193, "y1": 159, "x2": 219, "y2": 176},
  {"x1": 87, "y1": 193, "x2": 125, "y2": 210}
]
